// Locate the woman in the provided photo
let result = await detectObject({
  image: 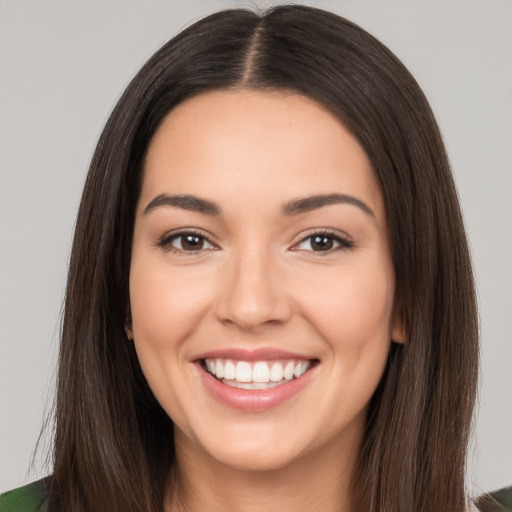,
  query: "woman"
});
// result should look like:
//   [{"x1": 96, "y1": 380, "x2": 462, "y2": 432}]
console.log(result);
[{"x1": 0, "y1": 5, "x2": 484, "y2": 511}]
